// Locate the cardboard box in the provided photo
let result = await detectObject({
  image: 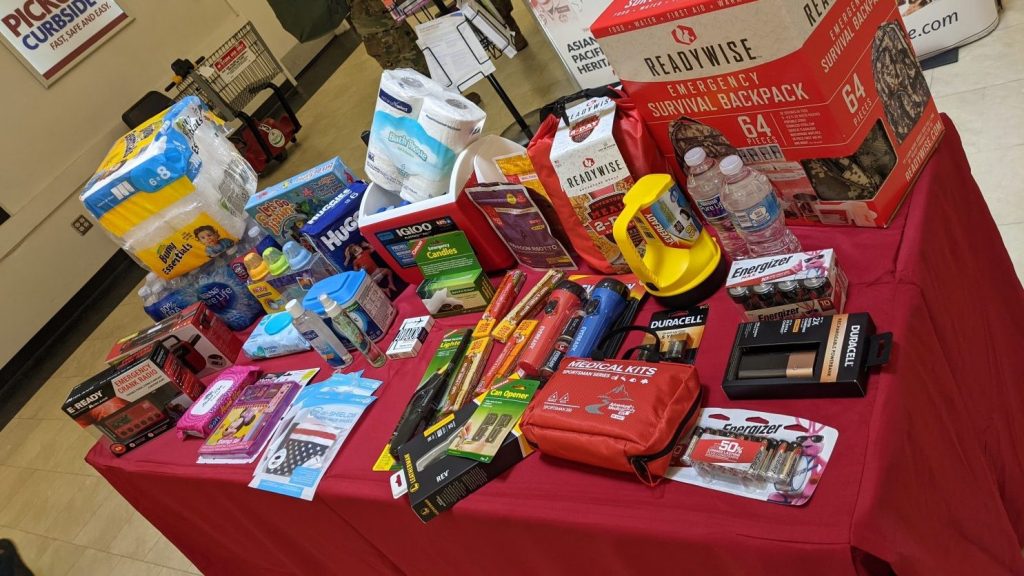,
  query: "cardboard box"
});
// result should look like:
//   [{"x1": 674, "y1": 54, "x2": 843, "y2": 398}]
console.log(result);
[
  {"x1": 725, "y1": 249, "x2": 848, "y2": 321},
  {"x1": 386, "y1": 316, "x2": 435, "y2": 359},
  {"x1": 245, "y1": 157, "x2": 358, "y2": 245},
  {"x1": 409, "y1": 231, "x2": 495, "y2": 318},
  {"x1": 106, "y1": 302, "x2": 242, "y2": 378},
  {"x1": 592, "y1": 0, "x2": 944, "y2": 228},
  {"x1": 398, "y1": 399, "x2": 533, "y2": 522},
  {"x1": 64, "y1": 343, "x2": 207, "y2": 455}
]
